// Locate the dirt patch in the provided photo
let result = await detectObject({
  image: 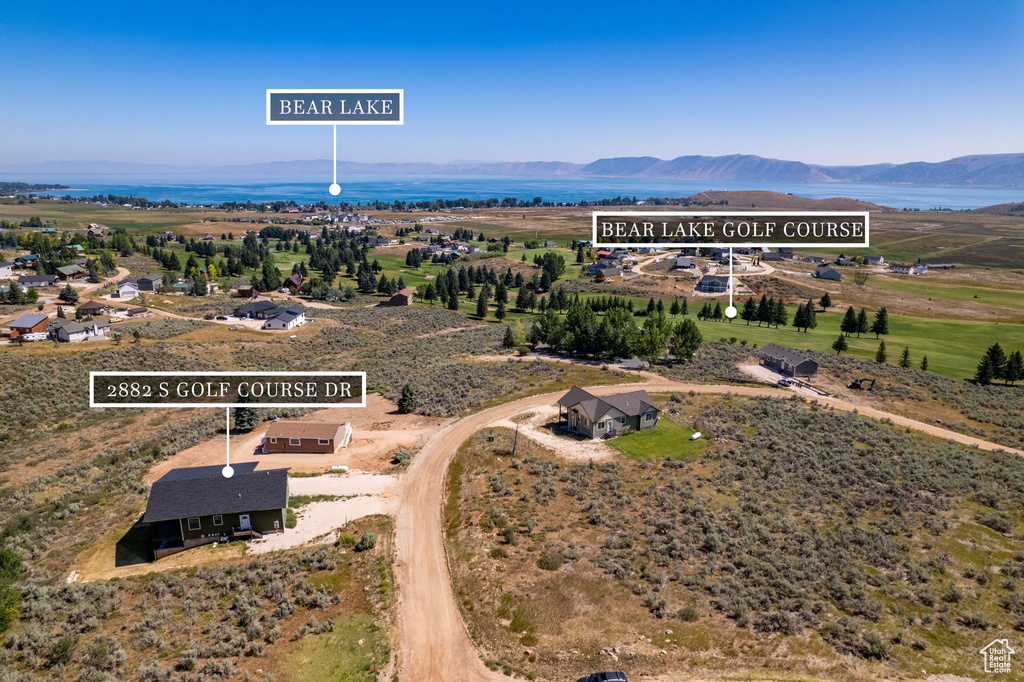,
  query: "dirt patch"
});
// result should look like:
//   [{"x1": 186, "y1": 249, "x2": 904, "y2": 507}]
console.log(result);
[
  {"x1": 251, "y1": 472, "x2": 401, "y2": 554},
  {"x1": 490, "y1": 404, "x2": 615, "y2": 462},
  {"x1": 146, "y1": 393, "x2": 446, "y2": 480}
]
